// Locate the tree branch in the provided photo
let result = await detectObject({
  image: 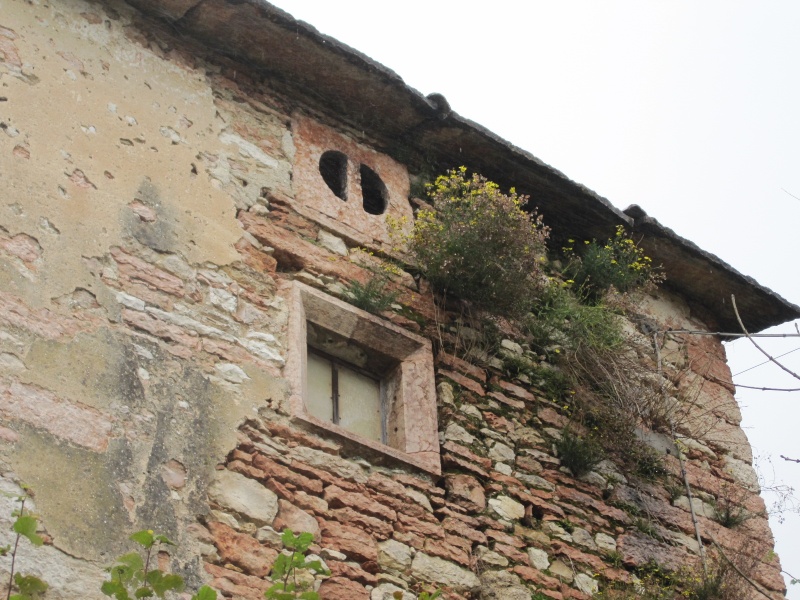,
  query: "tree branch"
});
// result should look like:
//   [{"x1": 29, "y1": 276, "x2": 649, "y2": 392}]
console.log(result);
[{"x1": 731, "y1": 295, "x2": 800, "y2": 382}]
